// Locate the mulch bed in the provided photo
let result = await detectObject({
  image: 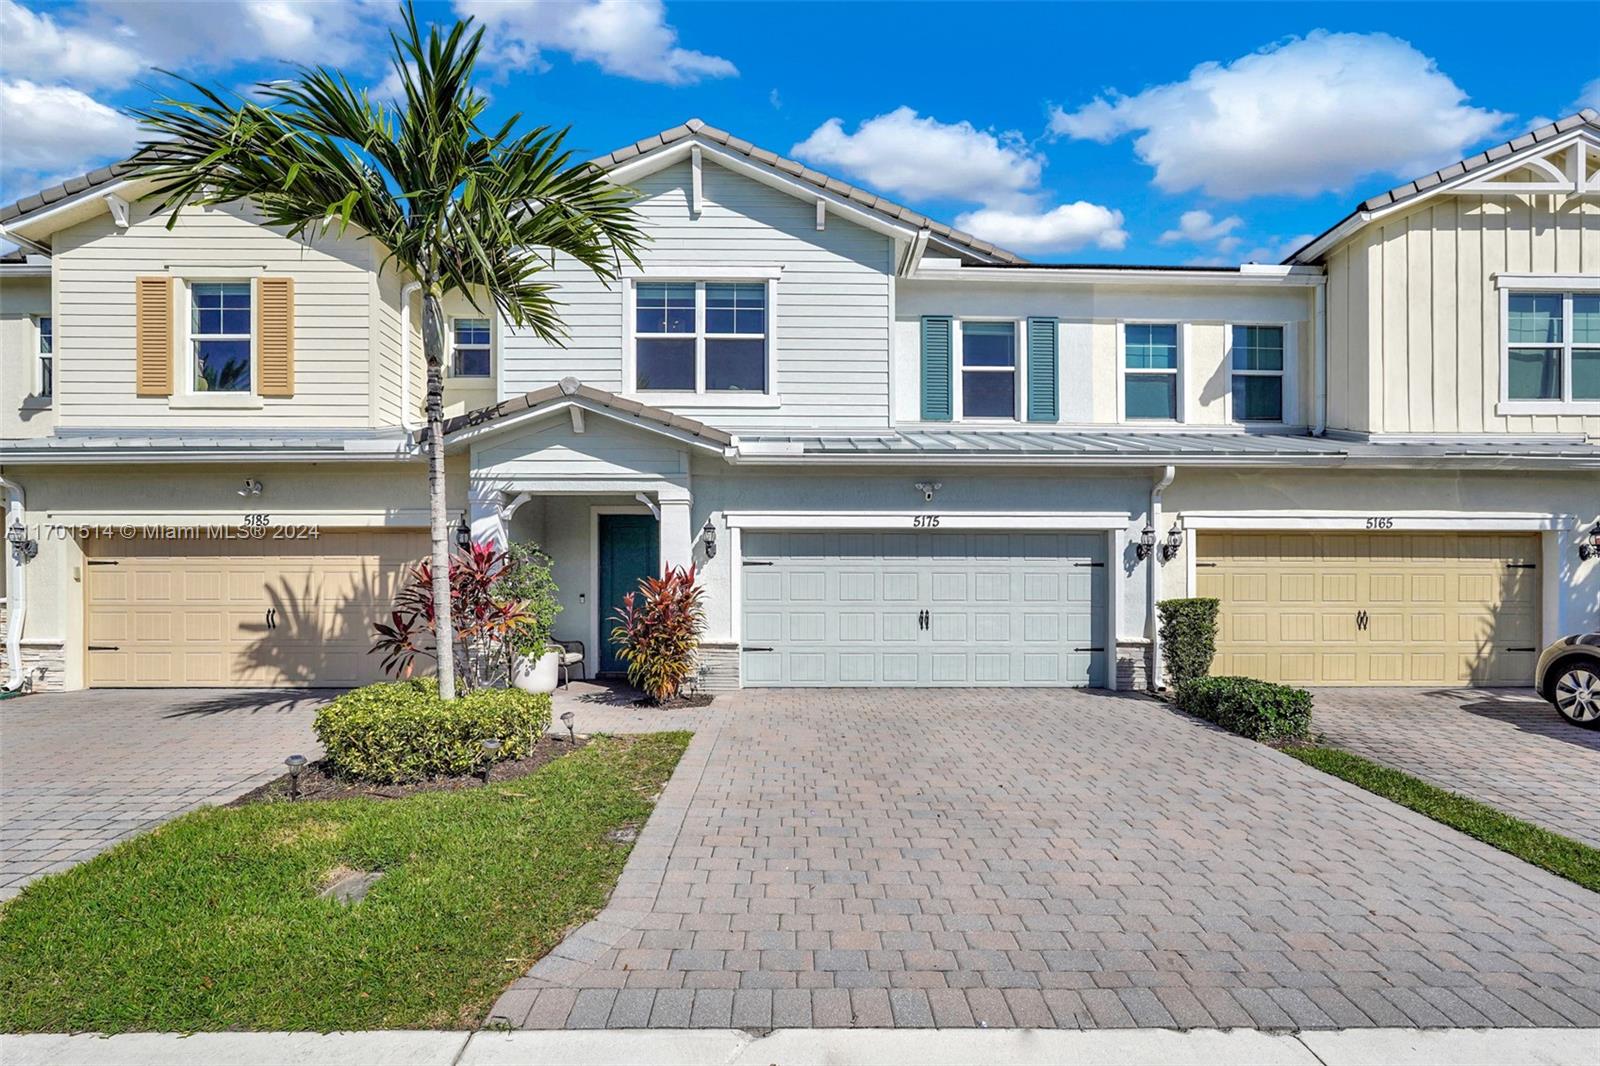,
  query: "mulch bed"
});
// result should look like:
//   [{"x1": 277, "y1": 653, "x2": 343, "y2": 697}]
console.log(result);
[{"x1": 230, "y1": 734, "x2": 592, "y2": 806}]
